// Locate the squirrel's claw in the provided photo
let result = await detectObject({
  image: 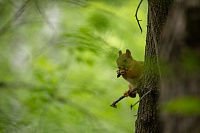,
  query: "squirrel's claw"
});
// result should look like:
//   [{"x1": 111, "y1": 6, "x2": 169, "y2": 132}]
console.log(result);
[{"x1": 123, "y1": 90, "x2": 129, "y2": 97}]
